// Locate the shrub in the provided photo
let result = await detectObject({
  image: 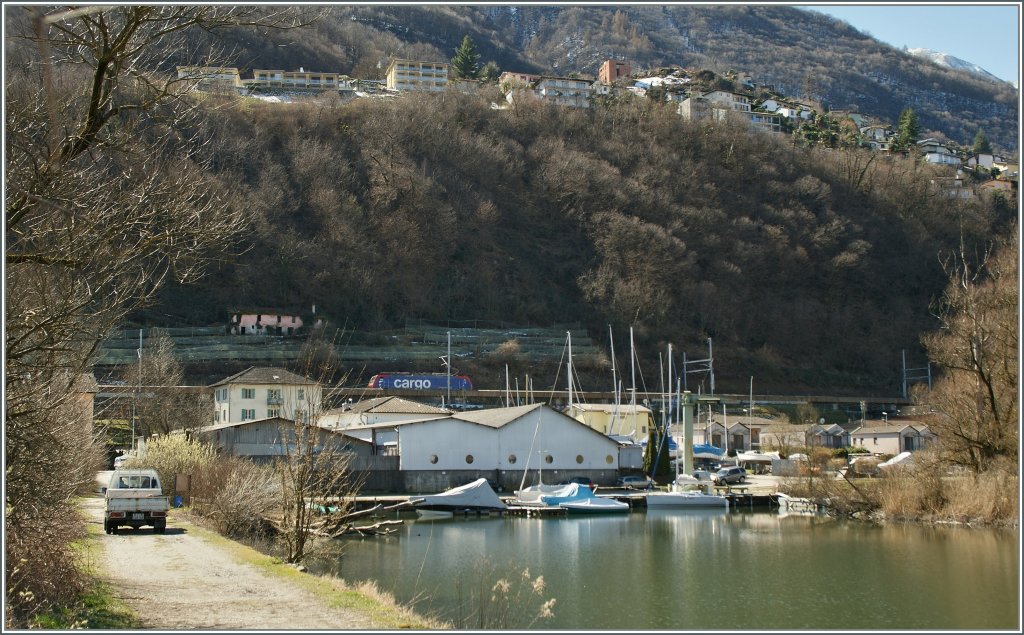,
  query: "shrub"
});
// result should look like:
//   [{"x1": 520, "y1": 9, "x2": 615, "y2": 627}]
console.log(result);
[
  {"x1": 190, "y1": 457, "x2": 280, "y2": 537},
  {"x1": 489, "y1": 339, "x2": 523, "y2": 364},
  {"x1": 127, "y1": 435, "x2": 216, "y2": 496}
]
